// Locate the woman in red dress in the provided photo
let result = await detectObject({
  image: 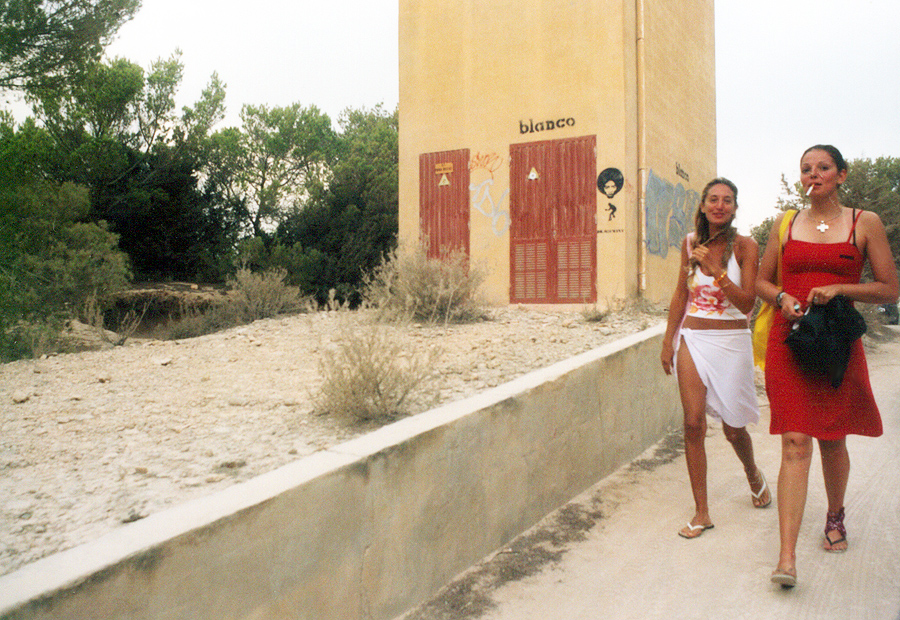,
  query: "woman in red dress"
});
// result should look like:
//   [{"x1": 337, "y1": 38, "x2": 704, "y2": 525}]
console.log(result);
[{"x1": 757, "y1": 145, "x2": 899, "y2": 588}]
